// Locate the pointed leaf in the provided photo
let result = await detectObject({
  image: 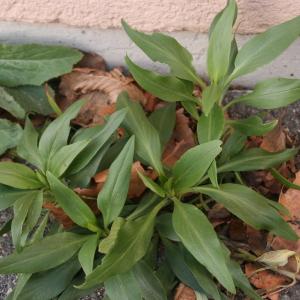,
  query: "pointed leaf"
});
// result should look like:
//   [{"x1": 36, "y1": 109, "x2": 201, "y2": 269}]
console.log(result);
[
  {"x1": 185, "y1": 252, "x2": 221, "y2": 300},
  {"x1": 137, "y1": 171, "x2": 165, "y2": 197},
  {"x1": 0, "y1": 119, "x2": 23, "y2": 156},
  {"x1": 0, "y1": 44, "x2": 82, "y2": 87},
  {"x1": 229, "y1": 116, "x2": 278, "y2": 136},
  {"x1": 197, "y1": 184, "x2": 298, "y2": 240},
  {"x1": 4, "y1": 85, "x2": 54, "y2": 116},
  {"x1": 38, "y1": 100, "x2": 85, "y2": 168},
  {"x1": 172, "y1": 140, "x2": 222, "y2": 190},
  {"x1": 0, "y1": 86, "x2": 25, "y2": 118},
  {"x1": 125, "y1": 56, "x2": 197, "y2": 103},
  {"x1": 67, "y1": 109, "x2": 127, "y2": 175},
  {"x1": 201, "y1": 83, "x2": 223, "y2": 116},
  {"x1": 230, "y1": 16, "x2": 300, "y2": 80},
  {"x1": 98, "y1": 136, "x2": 135, "y2": 227},
  {"x1": 219, "y1": 148, "x2": 297, "y2": 173},
  {"x1": 79, "y1": 200, "x2": 167, "y2": 289},
  {"x1": 0, "y1": 232, "x2": 87, "y2": 273},
  {"x1": 149, "y1": 103, "x2": 176, "y2": 148},
  {"x1": 122, "y1": 20, "x2": 199, "y2": 83},
  {"x1": 197, "y1": 104, "x2": 224, "y2": 143},
  {"x1": 207, "y1": 0, "x2": 237, "y2": 82},
  {"x1": 78, "y1": 234, "x2": 98, "y2": 275},
  {"x1": 133, "y1": 260, "x2": 167, "y2": 300},
  {"x1": 172, "y1": 201, "x2": 235, "y2": 293},
  {"x1": 105, "y1": 270, "x2": 142, "y2": 300},
  {"x1": 17, "y1": 117, "x2": 42, "y2": 168},
  {"x1": 0, "y1": 162, "x2": 42, "y2": 189},
  {"x1": 48, "y1": 139, "x2": 90, "y2": 177},
  {"x1": 117, "y1": 93, "x2": 164, "y2": 175},
  {"x1": 47, "y1": 171, "x2": 98, "y2": 231},
  {"x1": 236, "y1": 78, "x2": 300, "y2": 109}
]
